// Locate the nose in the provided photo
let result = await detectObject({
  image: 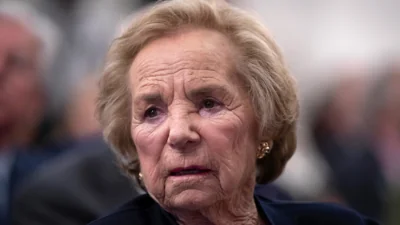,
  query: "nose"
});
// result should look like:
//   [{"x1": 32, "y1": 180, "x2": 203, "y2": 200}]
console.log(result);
[{"x1": 167, "y1": 113, "x2": 200, "y2": 150}]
